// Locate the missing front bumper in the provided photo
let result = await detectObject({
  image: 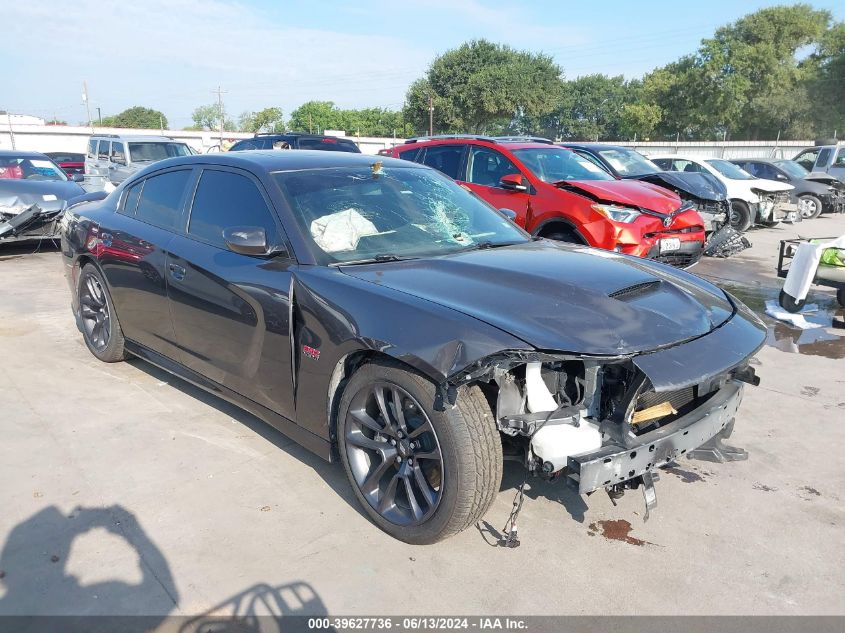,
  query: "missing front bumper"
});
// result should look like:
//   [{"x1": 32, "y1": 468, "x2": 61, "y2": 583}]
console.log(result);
[{"x1": 565, "y1": 381, "x2": 744, "y2": 494}]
